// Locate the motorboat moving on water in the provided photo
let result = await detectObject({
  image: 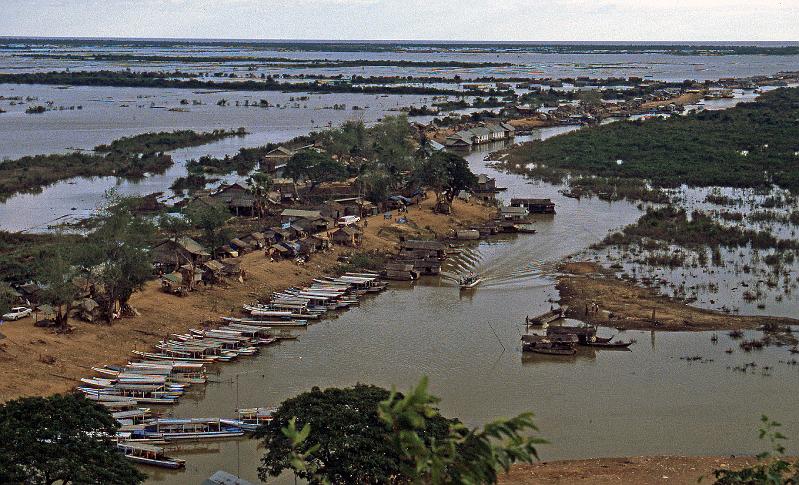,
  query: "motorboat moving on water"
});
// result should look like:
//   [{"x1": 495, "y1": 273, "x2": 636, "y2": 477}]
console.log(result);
[{"x1": 459, "y1": 272, "x2": 482, "y2": 290}]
